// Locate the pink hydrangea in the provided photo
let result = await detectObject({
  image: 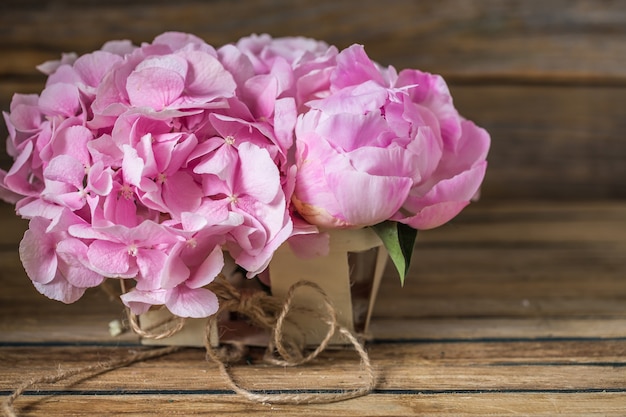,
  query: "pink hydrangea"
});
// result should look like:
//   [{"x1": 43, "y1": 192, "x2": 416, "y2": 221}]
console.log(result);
[{"x1": 1, "y1": 32, "x2": 489, "y2": 318}]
